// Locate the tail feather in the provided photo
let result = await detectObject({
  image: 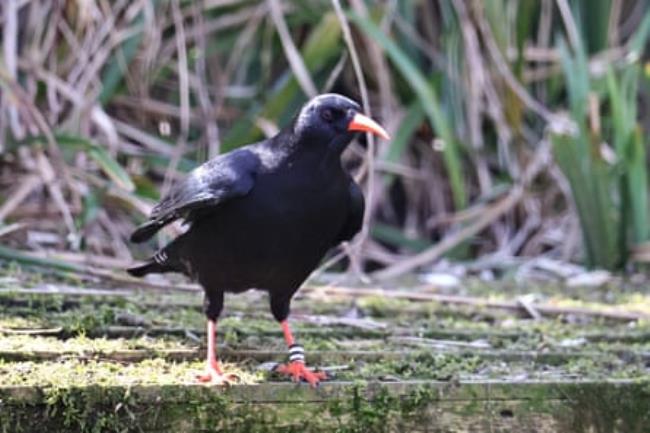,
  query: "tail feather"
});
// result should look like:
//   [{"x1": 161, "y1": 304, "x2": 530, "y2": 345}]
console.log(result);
[
  {"x1": 127, "y1": 245, "x2": 185, "y2": 278},
  {"x1": 126, "y1": 260, "x2": 162, "y2": 277},
  {"x1": 130, "y1": 220, "x2": 165, "y2": 243}
]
